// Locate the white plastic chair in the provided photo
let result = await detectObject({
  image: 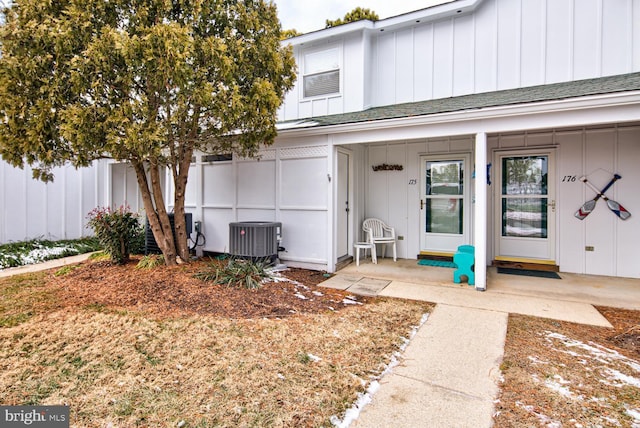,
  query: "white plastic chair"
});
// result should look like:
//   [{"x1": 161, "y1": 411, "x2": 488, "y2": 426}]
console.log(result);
[{"x1": 362, "y1": 218, "x2": 397, "y2": 262}]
